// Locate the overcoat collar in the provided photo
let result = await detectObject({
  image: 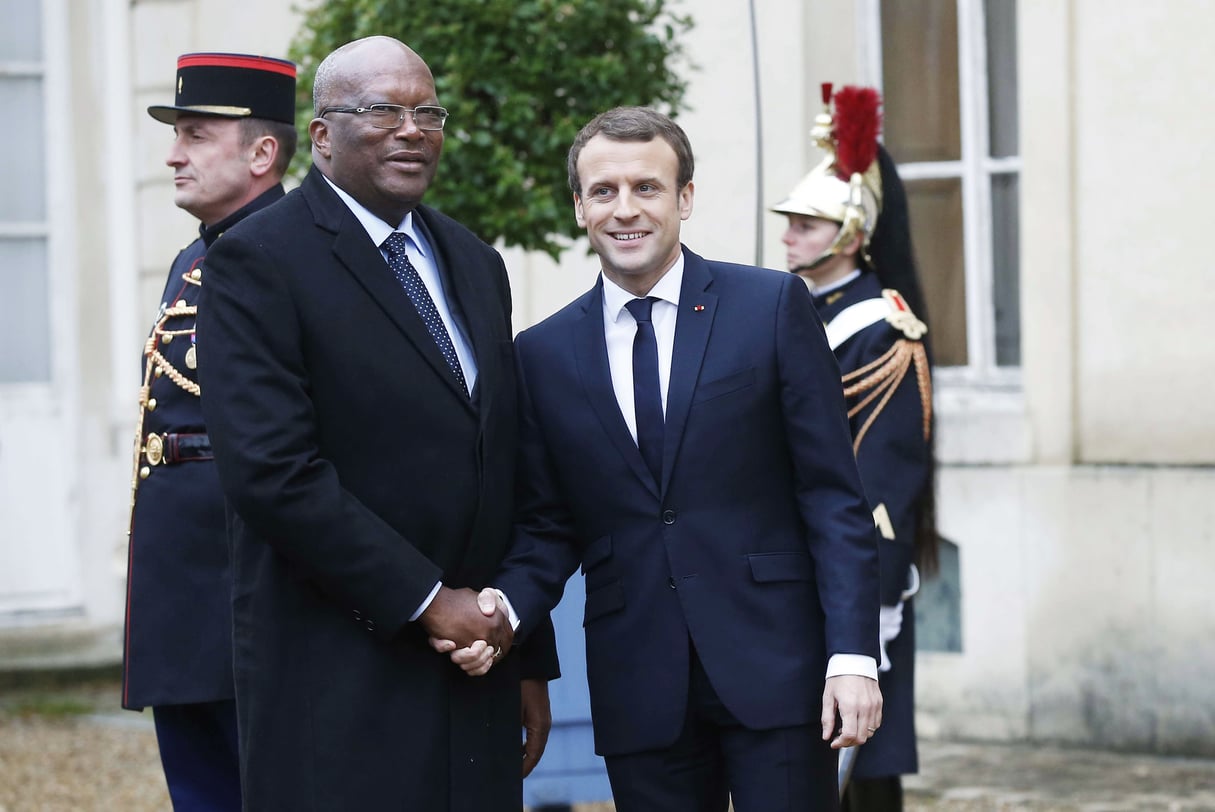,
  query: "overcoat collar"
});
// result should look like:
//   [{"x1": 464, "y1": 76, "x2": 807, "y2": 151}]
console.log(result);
[{"x1": 300, "y1": 167, "x2": 477, "y2": 413}]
